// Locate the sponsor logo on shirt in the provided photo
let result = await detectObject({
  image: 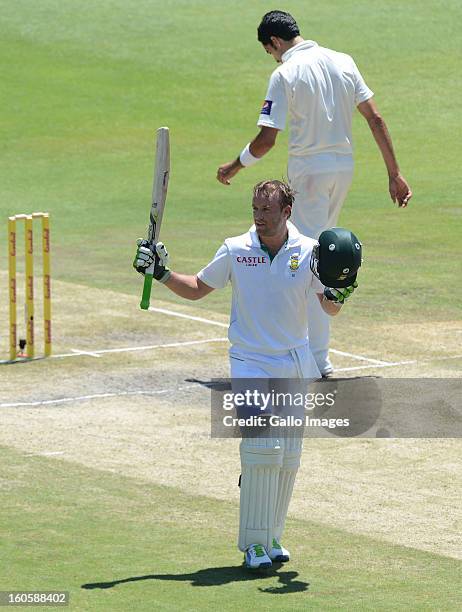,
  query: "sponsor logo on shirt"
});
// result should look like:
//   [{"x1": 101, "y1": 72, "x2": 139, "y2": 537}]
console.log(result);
[
  {"x1": 236, "y1": 256, "x2": 267, "y2": 267},
  {"x1": 260, "y1": 100, "x2": 273, "y2": 116}
]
